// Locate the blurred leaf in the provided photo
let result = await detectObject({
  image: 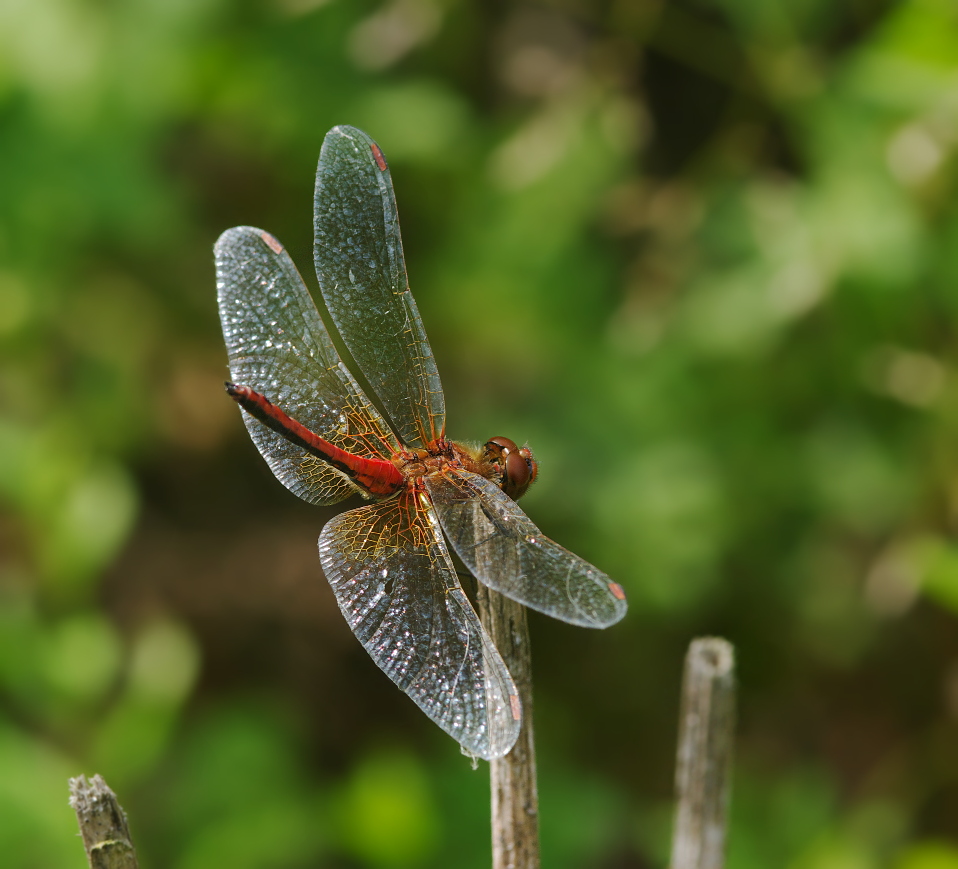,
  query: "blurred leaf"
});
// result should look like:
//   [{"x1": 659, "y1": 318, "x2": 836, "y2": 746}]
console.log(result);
[
  {"x1": 335, "y1": 747, "x2": 440, "y2": 868},
  {"x1": 895, "y1": 841, "x2": 958, "y2": 869},
  {"x1": 159, "y1": 704, "x2": 326, "y2": 869},
  {"x1": 728, "y1": 766, "x2": 838, "y2": 869},
  {"x1": 92, "y1": 620, "x2": 199, "y2": 784},
  {"x1": 915, "y1": 536, "x2": 958, "y2": 613},
  {"x1": 0, "y1": 721, "x2": 79, "y2": 867},
  {"x1": 42, "y1": 612, "x2": 121, "y2": 702}
]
